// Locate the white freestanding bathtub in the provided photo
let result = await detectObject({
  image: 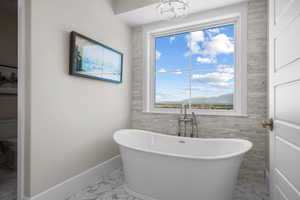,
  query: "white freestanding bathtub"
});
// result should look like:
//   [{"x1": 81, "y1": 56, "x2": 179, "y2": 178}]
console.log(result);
[{"x1": 114, "y1": 129, "x2": 252, "y2": 200}]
